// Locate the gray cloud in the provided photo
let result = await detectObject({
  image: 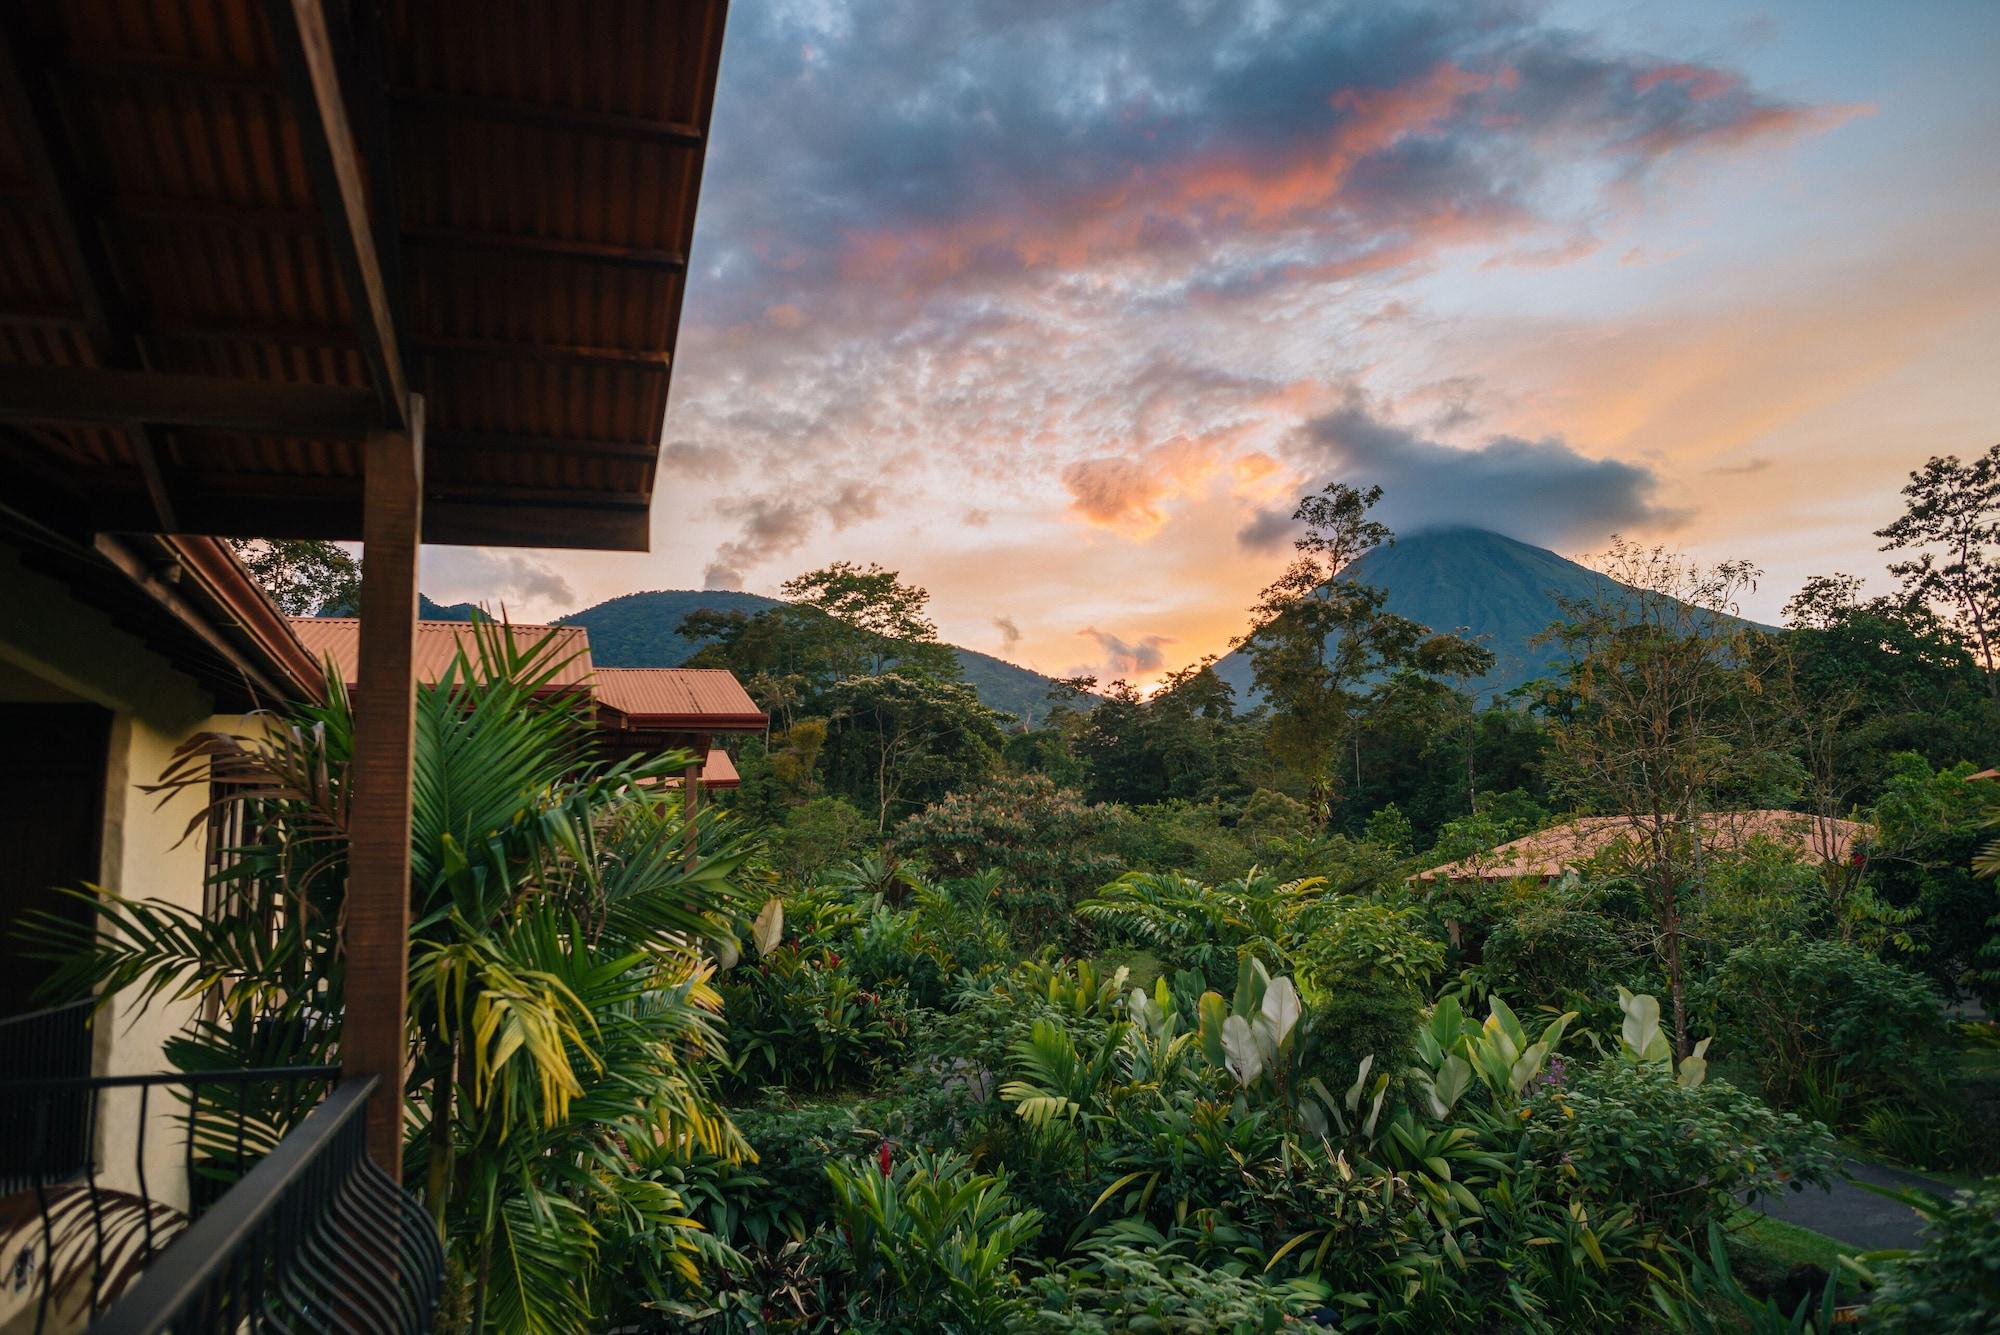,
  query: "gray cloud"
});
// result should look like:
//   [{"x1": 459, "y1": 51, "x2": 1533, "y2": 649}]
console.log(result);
[
  {"x1": 689, "y1": 1, "x2": 1833, "y2": 326},
  {"x1": 1082, "y1": 627, "x2": 1172, "y2": 676},
  {"x1": 1240, "y1": 389, "x2": 1684, "y2": 551},
  {"x1": 659, "y1": 441, "x2": 740, "y2": 480},
  {"x1": 829, "y1": 482, "x2": 888, "y2": 528},
  {"x1": 993, "y1": 616, "x2": 1022, "y2": 649},
  {"x1": 420, "y1": 547, "x2": 576, "y2": 614},
  {"x1": 708, "y1": 496, "x2": 815, "y2": 587}
]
